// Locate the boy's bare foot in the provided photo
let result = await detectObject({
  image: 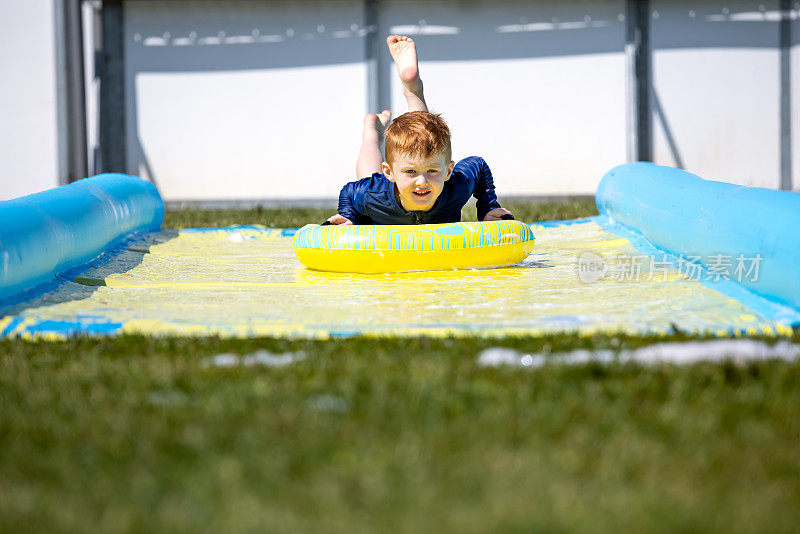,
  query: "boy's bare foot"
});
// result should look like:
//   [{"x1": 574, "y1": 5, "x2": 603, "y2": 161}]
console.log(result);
[
  {"x1": 363, "y1": 110, "x2": 392, "y2": 142},
  {"x1": 387, "y1": 35, "x2": 419, "y2": 84},
  {"x1": 377, "y1": 109, "x2": 392, "y2": 128},
  {"x1": 387, "y1": 35, "x2": 428, "y2": 112}
]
